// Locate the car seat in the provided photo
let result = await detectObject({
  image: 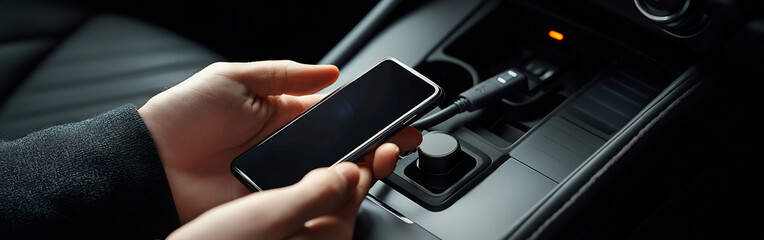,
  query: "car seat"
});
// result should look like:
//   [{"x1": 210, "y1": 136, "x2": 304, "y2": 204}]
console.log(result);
[{"x1": 0, "y1": 2, "x2": 224, "y2": 139}]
